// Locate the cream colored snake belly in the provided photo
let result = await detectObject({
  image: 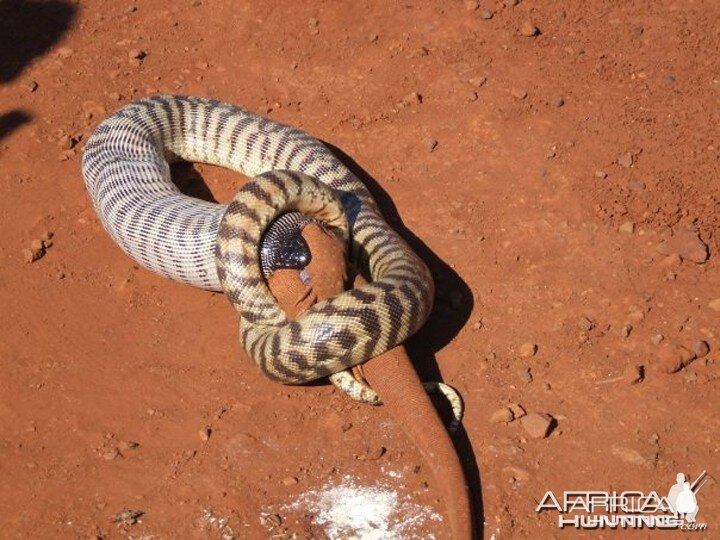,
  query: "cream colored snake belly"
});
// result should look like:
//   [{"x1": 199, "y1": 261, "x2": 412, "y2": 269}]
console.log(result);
[{"x1": 81, "y1": 95, "x2": 435, "y2": 385}]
